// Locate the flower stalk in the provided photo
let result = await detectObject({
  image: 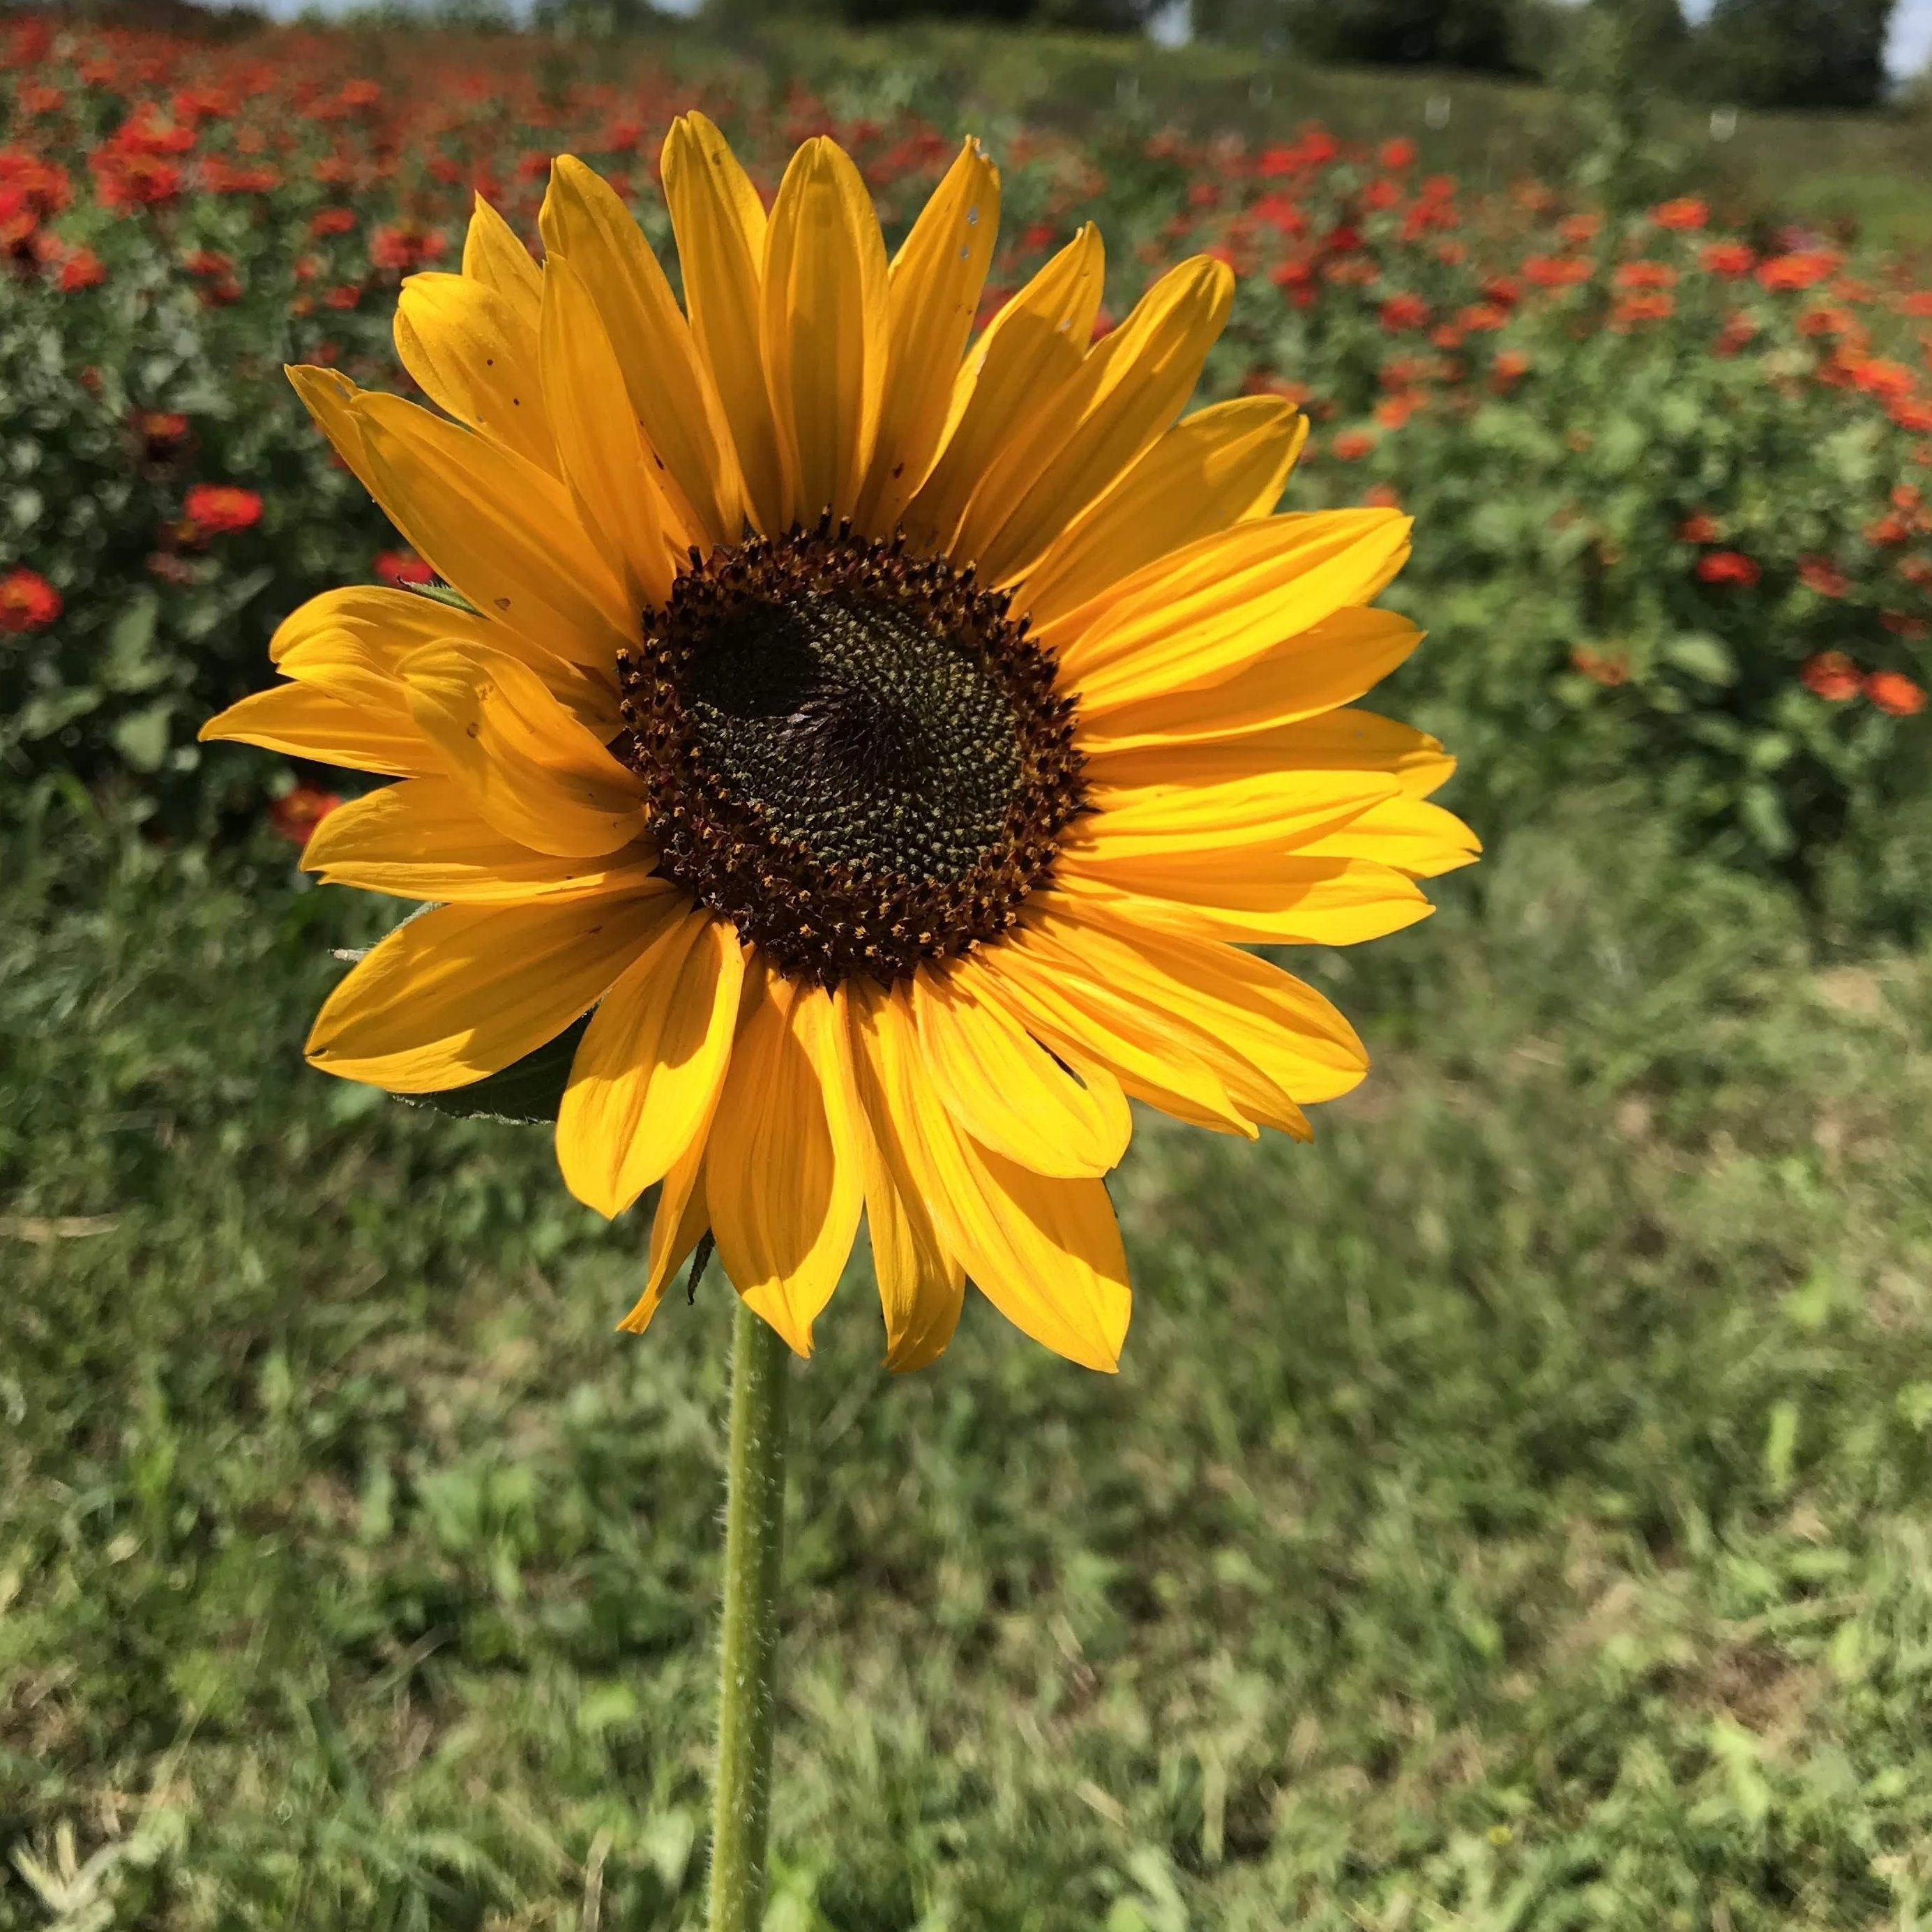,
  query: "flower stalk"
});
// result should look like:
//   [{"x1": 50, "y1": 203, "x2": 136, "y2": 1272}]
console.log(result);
[{"x1": 707, "y1": 1295, "x2": 792, "y2": 1932}]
